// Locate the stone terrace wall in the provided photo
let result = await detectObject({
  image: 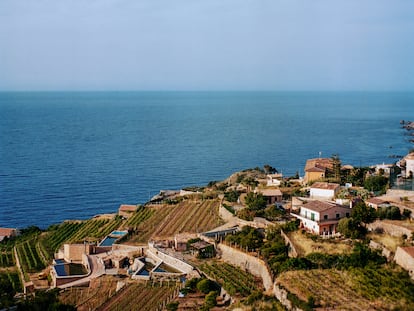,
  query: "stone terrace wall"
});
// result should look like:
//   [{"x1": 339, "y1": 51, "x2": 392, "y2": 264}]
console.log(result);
[
  {"x1": 217, "y1": 243, "x2": 273, "y2": 291},
  {"x1": 280, "y1": 230, "x2": 298, "y2": 258},
  {"x1": 273, "y1": 283, "x2": 303, "y2": 311},
  {"x1": 367, "y1": 220, "x2": 412, "y2": 237}
]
